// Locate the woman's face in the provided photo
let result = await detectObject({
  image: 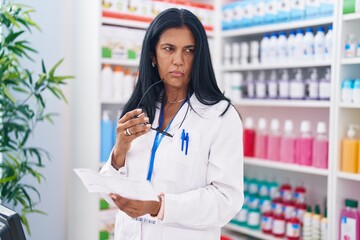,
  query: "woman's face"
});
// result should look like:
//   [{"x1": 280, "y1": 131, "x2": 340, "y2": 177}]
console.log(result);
[{"x1": 154, "y1": 26, "x2": 195, "y2": 92}]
